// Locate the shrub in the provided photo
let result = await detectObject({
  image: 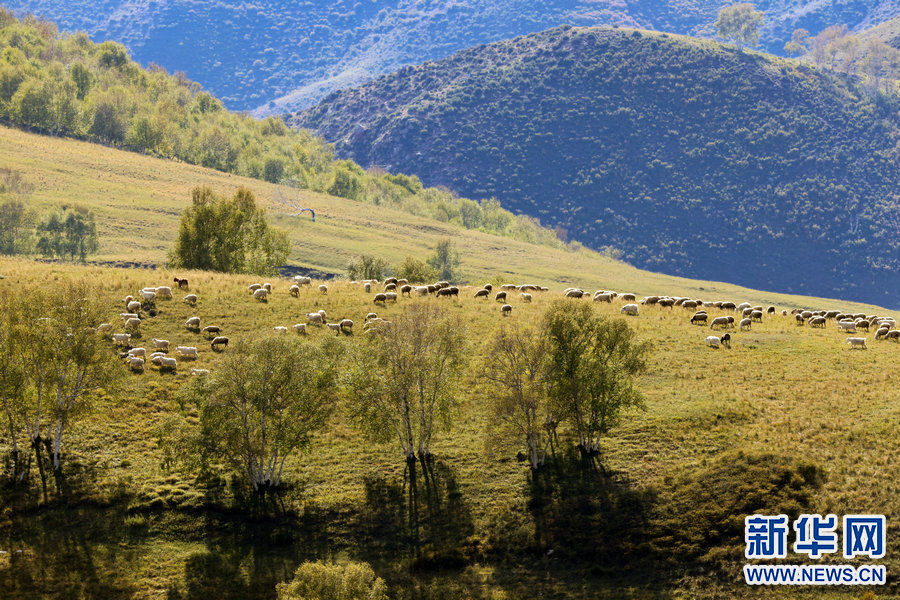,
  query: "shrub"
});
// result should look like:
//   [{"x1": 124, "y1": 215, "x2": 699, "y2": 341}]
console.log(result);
[{"x1": 276, "y1": 560, "x2": 388, "y2": 600}]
